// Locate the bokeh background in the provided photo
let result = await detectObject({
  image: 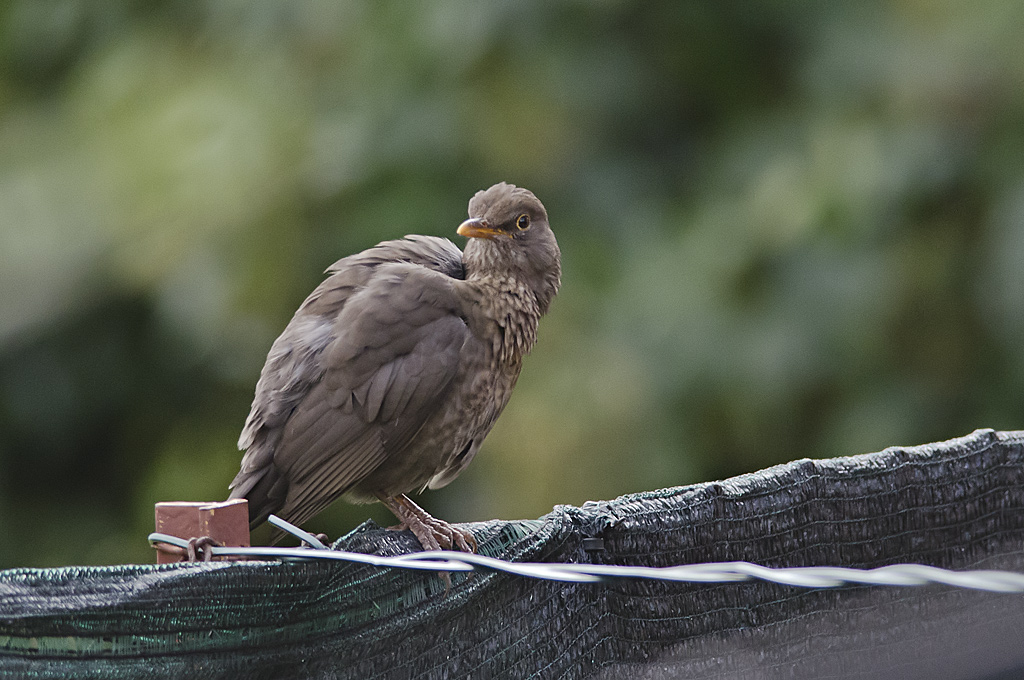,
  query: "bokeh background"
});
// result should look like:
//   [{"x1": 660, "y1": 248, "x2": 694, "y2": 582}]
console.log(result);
[{"x1": 3, "y1": 1, "x2": 1024, "y2": 568}]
